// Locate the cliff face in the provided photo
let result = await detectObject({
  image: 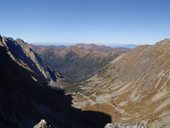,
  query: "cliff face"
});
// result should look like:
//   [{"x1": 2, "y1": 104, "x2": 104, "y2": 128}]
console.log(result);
[
  {"x1": 0, "y1": 39, "x2": 43, "y2": 127},
  {"x1": 33, "y1": 43, "x2": 128, "y2": 83},
  {"x1": 0, "y1": 35, "x2": 111, "y2": 128},
  {"x1": 0, "y1": 36, "x2": 68, "y2": 87},
  {"x1": 71, "y1": 39, "x2": 170, "y2": 128}
]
